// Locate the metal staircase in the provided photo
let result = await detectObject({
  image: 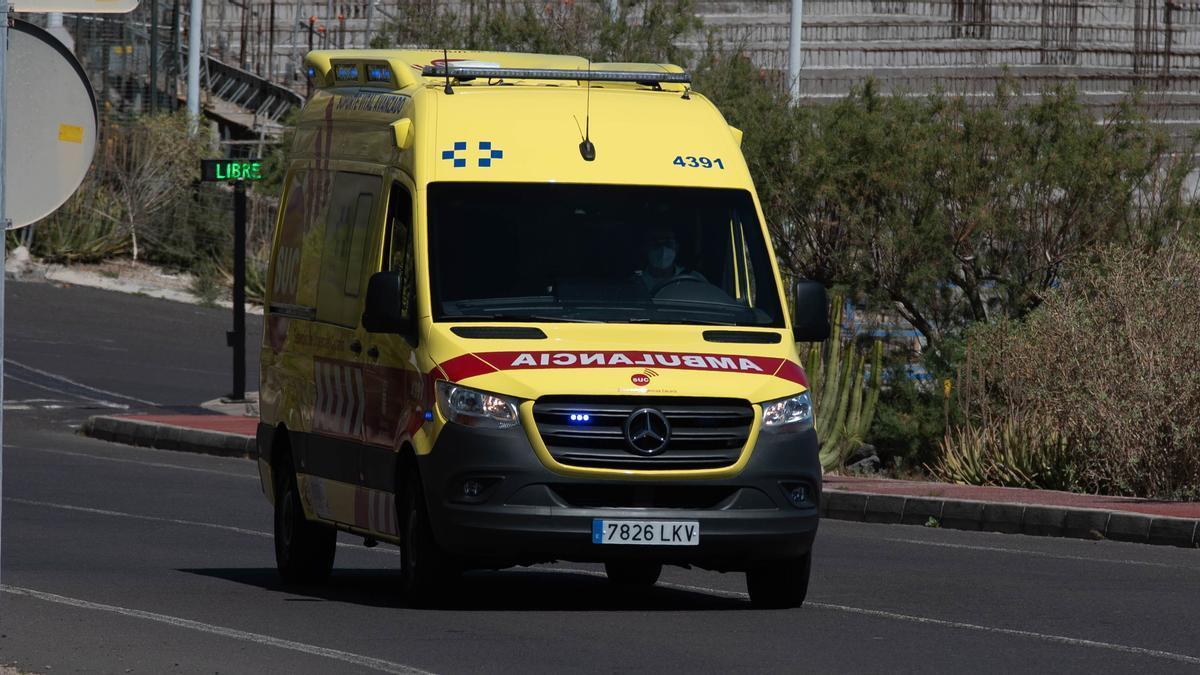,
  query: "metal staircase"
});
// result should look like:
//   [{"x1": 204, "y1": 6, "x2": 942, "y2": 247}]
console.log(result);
[{"x1": 199, "y1": 54, "x2": 304, "y2": 138}]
